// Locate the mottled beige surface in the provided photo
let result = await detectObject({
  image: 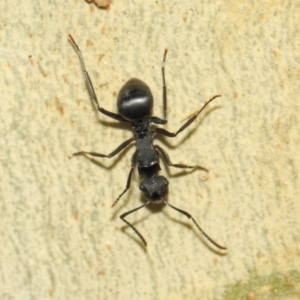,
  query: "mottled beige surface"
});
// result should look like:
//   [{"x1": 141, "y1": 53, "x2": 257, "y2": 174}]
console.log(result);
[{"x1": 1, "y1": 1, "x2": 299, "y2": 299}]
